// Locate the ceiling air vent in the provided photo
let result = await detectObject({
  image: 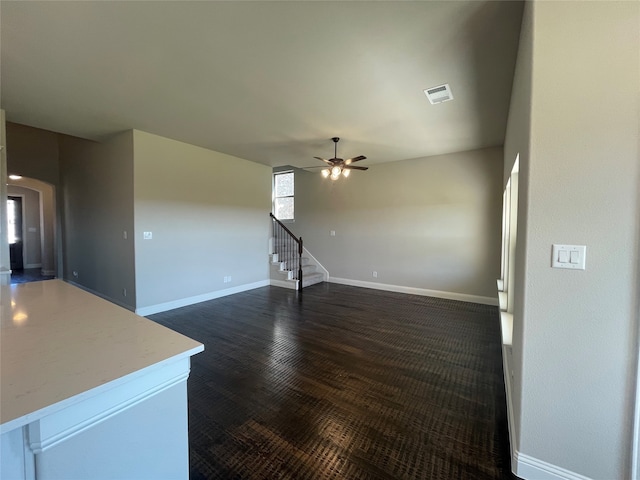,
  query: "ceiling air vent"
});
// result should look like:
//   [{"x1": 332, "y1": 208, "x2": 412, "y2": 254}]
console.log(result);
[{"x1": 424, "y1": 84, "x2": 454, "y2": 104}]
